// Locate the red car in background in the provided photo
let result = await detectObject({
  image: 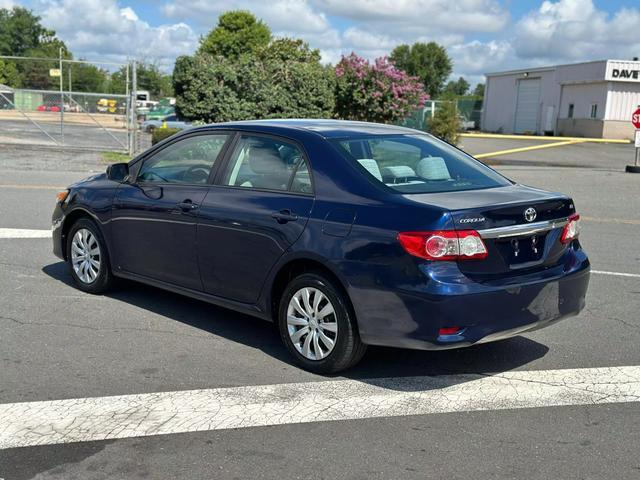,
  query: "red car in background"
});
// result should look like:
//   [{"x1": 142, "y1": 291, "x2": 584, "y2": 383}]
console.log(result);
[{"x1": 37, "y1": 103, "x2": 61, "y2": 112}]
